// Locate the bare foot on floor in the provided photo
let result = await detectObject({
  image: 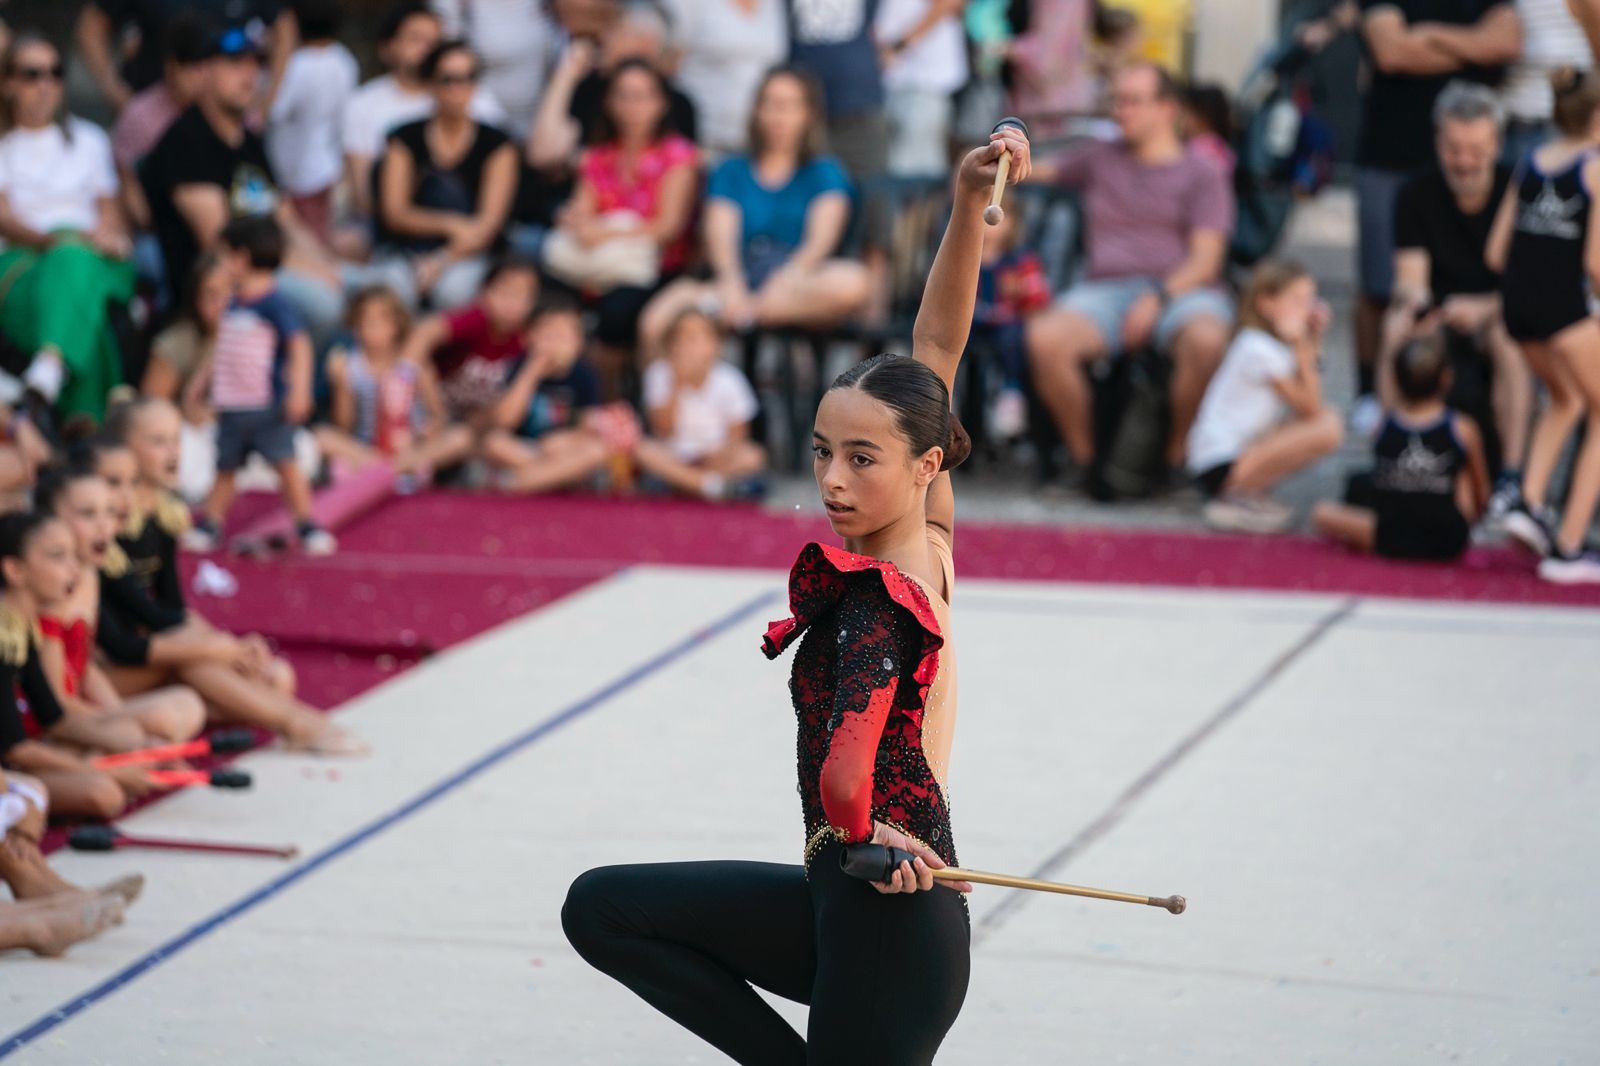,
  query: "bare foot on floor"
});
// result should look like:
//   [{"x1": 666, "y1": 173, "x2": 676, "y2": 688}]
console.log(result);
[
  {"x1": 20, "y1": 891, "x2": 126, "y2": 957},
  {"x1": 284, "y1": 716, "x2": 369, "y2": 757},
  {"x1": 0, "y1": 831, "x2": 82, "y2": 900},
  {"x1": 94, "y1": 873, "x2": 145, "y2": 906}
]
